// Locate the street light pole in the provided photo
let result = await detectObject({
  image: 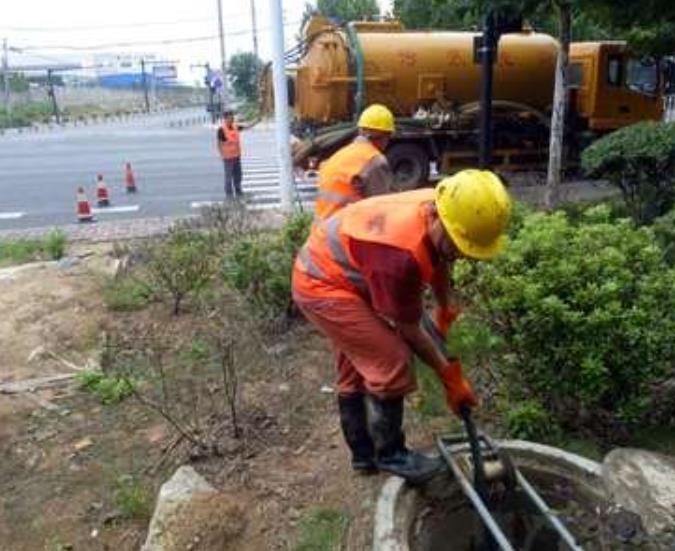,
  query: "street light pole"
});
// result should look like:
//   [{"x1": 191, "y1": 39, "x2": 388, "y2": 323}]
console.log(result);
[
  {"x1": 46, "y1": 69, "x2": 60, "y2": 124},
  {"x1": 268, "y1": 0, "x2": 294, "y2": 211},
  {"x1": 216, "y1": 0, "x2": 229, "y2": 111},
  {"x1": 2, "y1": 38, "x2": 10, "y2": 115},
  {"x1": 140, "y1": 58, "x2": 150, "y2": 113},
  {"x1": 250, "y1": 0, "x2": 260, "y2": 65}
]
